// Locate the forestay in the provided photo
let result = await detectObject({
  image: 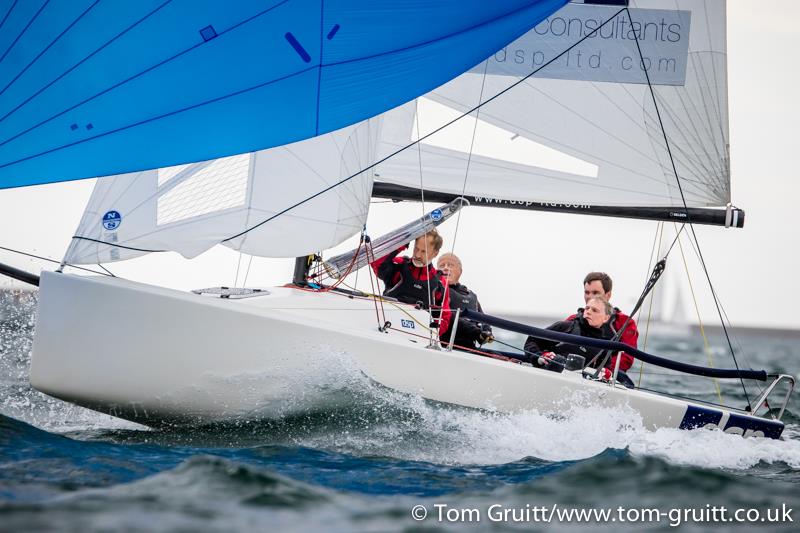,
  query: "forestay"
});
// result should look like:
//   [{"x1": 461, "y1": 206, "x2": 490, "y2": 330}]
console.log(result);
[{"x1": 375, "y1": 0, "x2": 730, "y2": 210}]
